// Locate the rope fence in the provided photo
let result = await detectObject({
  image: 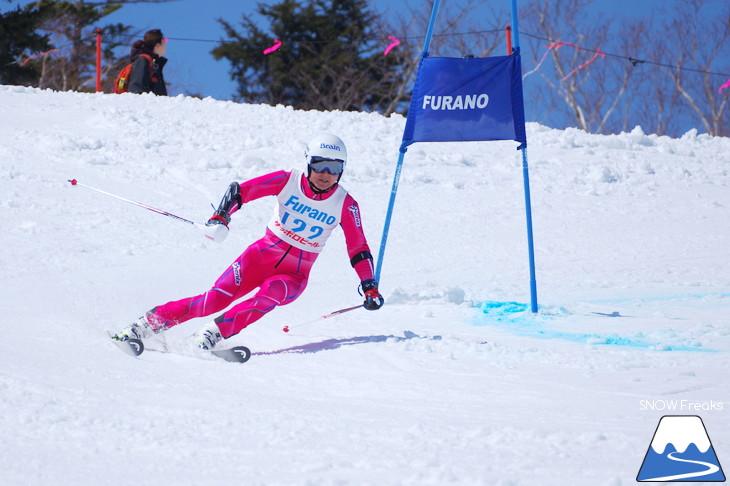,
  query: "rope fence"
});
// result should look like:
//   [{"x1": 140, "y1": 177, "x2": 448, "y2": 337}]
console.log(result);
[{"x1": 7, "y1": 26, "x2": 730, "y2": 94}]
